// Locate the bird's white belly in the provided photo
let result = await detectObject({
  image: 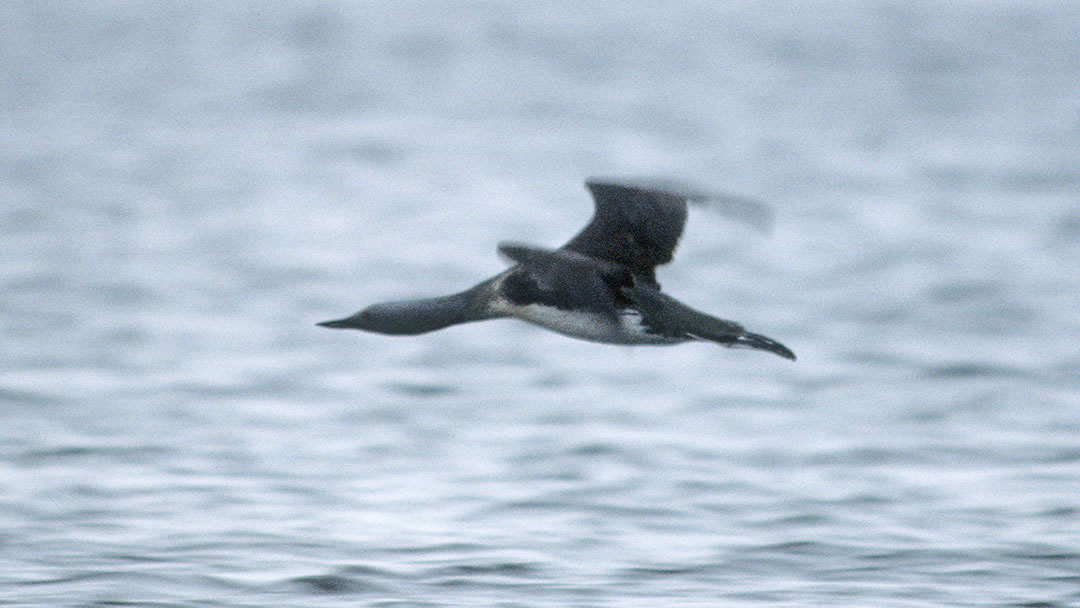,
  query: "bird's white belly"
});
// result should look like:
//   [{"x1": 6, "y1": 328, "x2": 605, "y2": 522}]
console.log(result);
[{"x1": 500, "y1": 301, "x2": 679, "y2": 345}]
